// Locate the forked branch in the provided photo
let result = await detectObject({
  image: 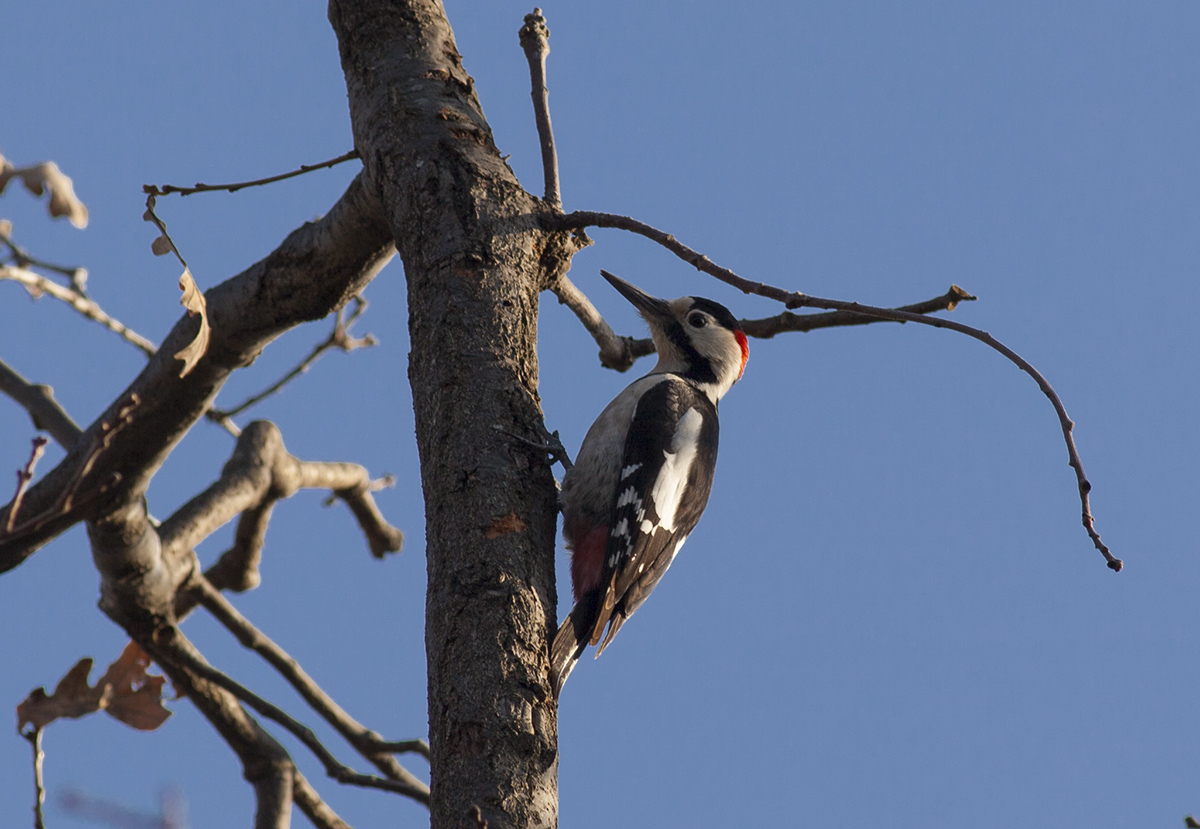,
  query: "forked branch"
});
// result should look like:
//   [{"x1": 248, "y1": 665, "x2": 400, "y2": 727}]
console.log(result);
[
  {"x1": 6, "y1": 437, "x2": 49, "y2": 533},
  {"x1": 545, "y1": 210, "x2": 1120, "y2": 572},
  {"x1": 158, "y1": 624, "x2": 429, "y2": 802},
  {"x1": 160, "y1": 420, "x2": 402, "y2": 593},
  {"x1": 191, "y1": 575, "x2": 429, "y2": 786},
  {"x1": 207, "y1": 295, "x2": 378, "y2": 425},
  {"x1": 0, "y1": 265, "x2": 156, "y2": 356}
]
